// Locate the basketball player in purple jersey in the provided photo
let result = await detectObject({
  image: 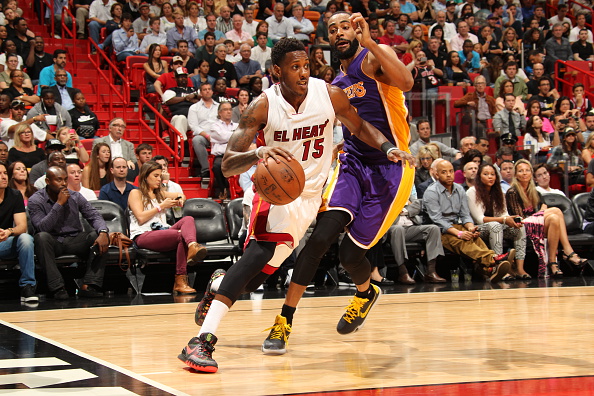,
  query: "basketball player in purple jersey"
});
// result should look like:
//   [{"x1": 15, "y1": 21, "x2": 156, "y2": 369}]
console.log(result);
[
  {"x1": 178, "y1": 38, "x2": 412, "y2": 373},
  {"x1": 261, "y1": 12, "x2": 416, "y2": 354}
]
